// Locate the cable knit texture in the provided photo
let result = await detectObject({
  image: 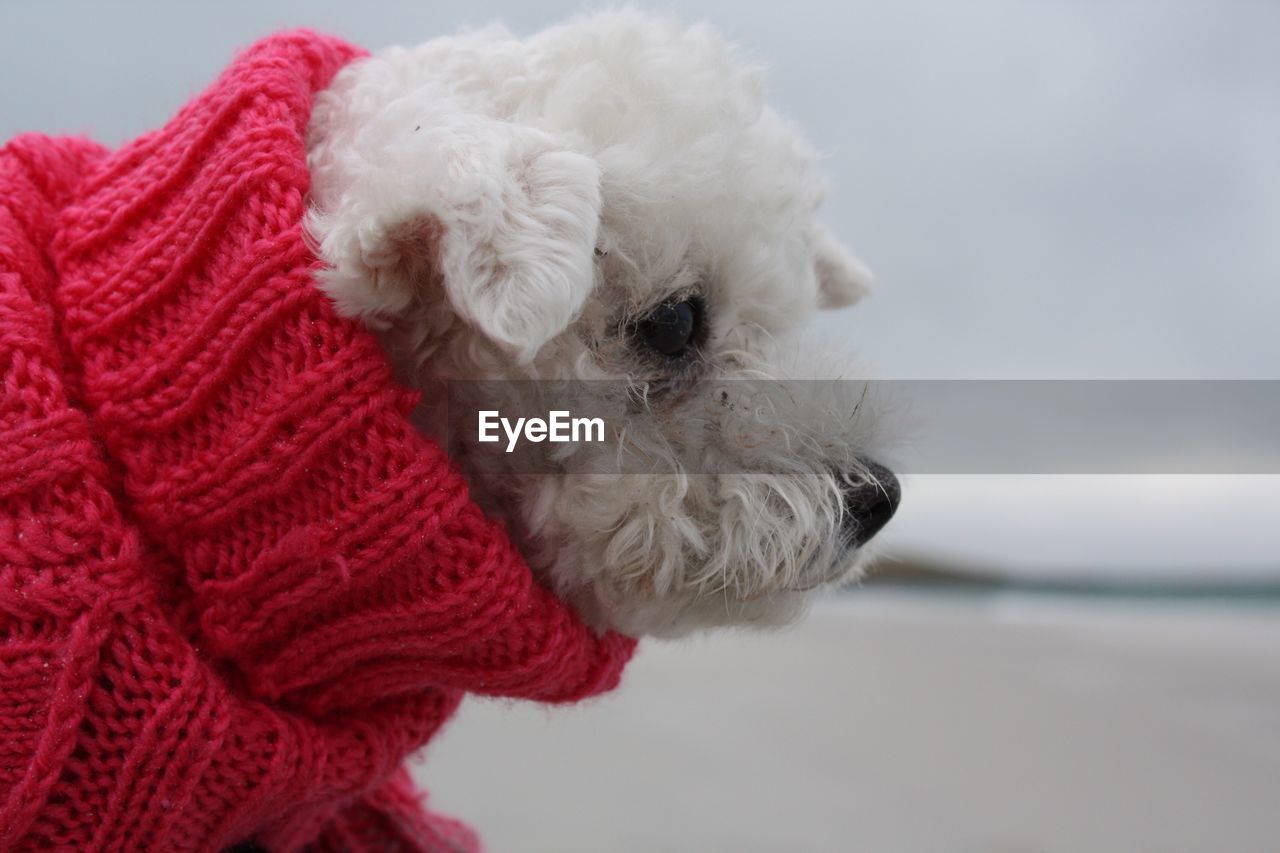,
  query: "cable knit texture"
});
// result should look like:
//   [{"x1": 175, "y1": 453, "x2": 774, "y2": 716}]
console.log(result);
[{"x1": 0, "y1": 30, "x2": 635, "y2": 851}]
